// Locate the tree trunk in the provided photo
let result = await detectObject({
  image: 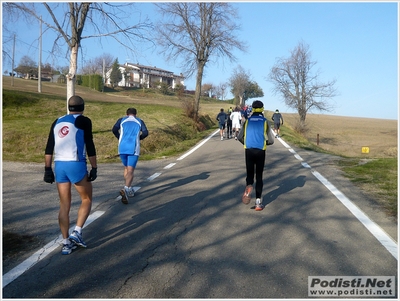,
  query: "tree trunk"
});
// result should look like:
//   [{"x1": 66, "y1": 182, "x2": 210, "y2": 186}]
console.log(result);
[
  {"x1": 66, "y1": 44, "x2": 79, "y2": 112},
  {"x1": 194, "y1": 63, "x2": 205, "y2": 120},
  {"x1": 298, "y1": 106, "x2": 307, "y2": 125}
]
